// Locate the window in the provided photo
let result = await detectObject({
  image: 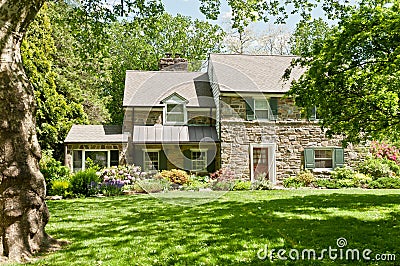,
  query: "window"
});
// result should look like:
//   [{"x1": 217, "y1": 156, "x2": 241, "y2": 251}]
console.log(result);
[
  {"x1": 73, "y1": 150, "x2": 82, "y2": 172},
  {"x1": 143, "y1": 151, "x2": 159, "y2": 171},
  {"x1": 304, "y1": 148, "x2": 344, "y2": 170},
  {"x1": 71, "y1": 149, "x2": 120, "y2": 172},
  {"x1": 254, "y1": 99, "x2": 269, "y2": 120},
  {"x1": 85, "y1": 151, "x2": 108, "y2": 168},
  {"x1": 191, "y1": 150, "x2": 207, "y2": 171},
  {"x1": 165, "y1": 103, "x2": 185, "y2": 124},
  {"x1": 245, "y1": 97, "x2": 278, "y2": 121}
]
